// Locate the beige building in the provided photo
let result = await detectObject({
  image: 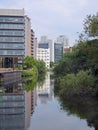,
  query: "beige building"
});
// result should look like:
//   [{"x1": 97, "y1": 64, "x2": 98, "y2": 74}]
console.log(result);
[{"x1": 25, "y1": 16, "x2": 31, "y2": 56}]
